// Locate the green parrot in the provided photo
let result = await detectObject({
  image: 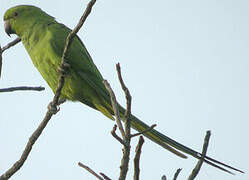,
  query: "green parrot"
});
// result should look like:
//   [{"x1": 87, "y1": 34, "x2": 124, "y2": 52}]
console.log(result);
[{"x1": 3, "y1": 5, "x2": 243, "y2": 174}]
